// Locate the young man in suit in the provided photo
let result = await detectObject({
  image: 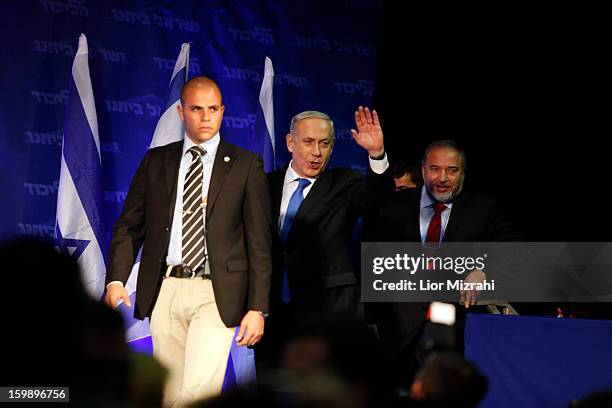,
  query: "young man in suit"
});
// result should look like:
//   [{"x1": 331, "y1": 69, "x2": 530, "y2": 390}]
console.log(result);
[
  {"x1": 104, "y1": 77, "x2": 272, "y2": 406},
  {"x1": 369, "y1": 139, "x2": 521, "y2": 391},
  {"x1": 257, "y1": 107, "x2": 394, "y2": 373}
]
